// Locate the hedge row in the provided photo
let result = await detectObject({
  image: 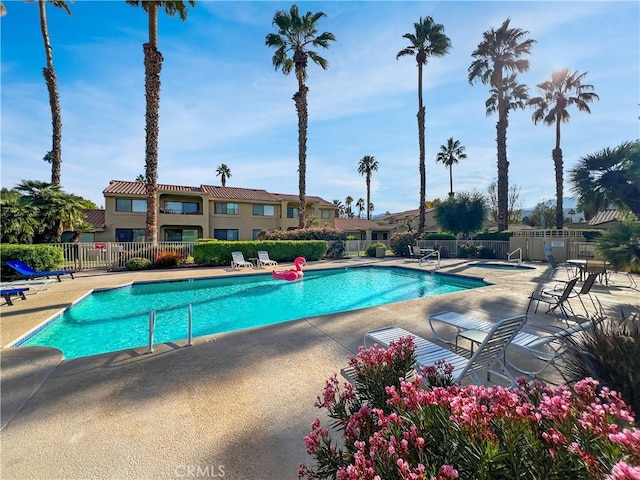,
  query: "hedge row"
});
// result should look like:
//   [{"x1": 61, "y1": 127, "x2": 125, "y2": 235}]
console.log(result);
[
  {"x1": 257, "y1": 227, "x2": 347, "y2": 241},
  {"x1": 193, "y1": 240, "x2": 328, "y2": 266},
  {"x1": 0, "y1": 244, "x2": 65, "y2": 279}
]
